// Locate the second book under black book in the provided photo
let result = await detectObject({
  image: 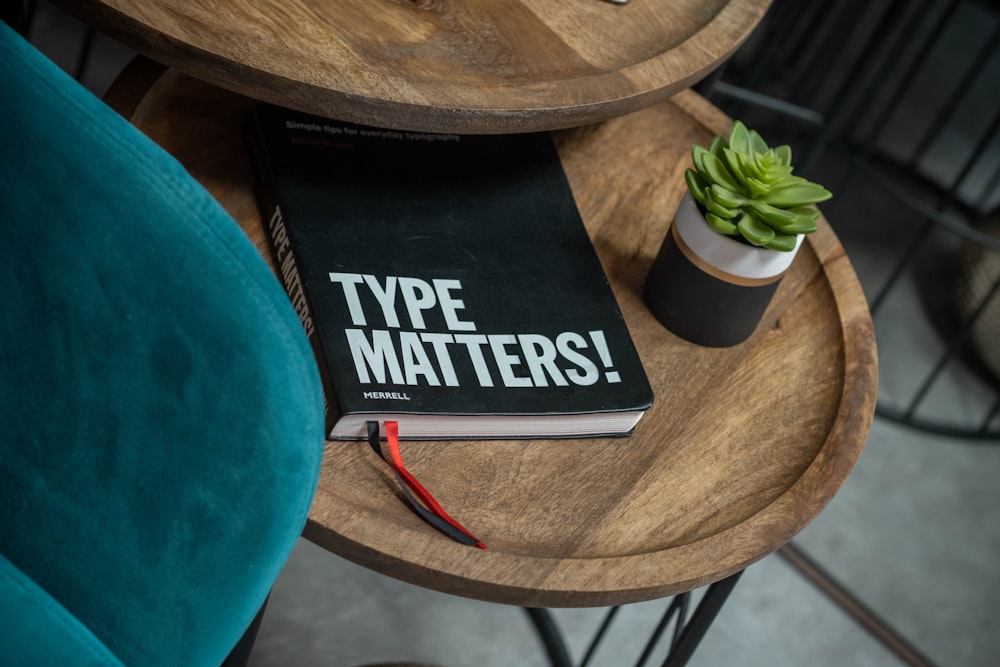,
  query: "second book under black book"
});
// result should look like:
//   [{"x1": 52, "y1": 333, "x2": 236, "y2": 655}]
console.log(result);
[{"x1": 246, "y1": 105, "x2": 653, "y2": 440}]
